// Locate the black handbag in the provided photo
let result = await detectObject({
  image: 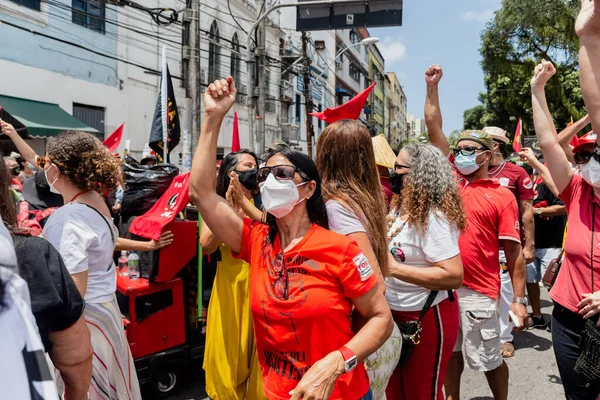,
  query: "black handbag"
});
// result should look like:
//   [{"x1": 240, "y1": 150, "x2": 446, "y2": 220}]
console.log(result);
[
  {"x1": 394, "y1": 290, "x2": 449, "y2": 369},
  {"x1": 574, "y1": 201, "x2": 600, "y2": 383}
]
